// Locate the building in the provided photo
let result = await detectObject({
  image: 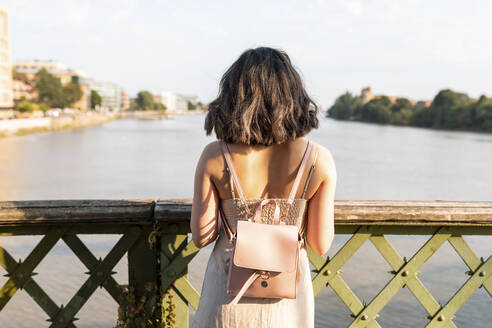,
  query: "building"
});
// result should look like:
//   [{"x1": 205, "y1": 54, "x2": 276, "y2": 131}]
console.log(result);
[
  {"x1": 415, "y1": 100, "x2": 432, "y2": 109},
  {"x1": 13, "y1": 79, "x2": 37, "y2": 102},
  {"x1": 360, "y1": 87, "x2": 397, "y2": 104},
  {"x1": 13, "y1": 60, "x2": 89, "y2": 110},
  {"x1": 77, "y1": 76, "x2": 122, "y2": 112},
  {"x1": 155, "y1": 91, "x2": 198, "y2": 113},
  {"x1": 0, "y1": 7, "x2": 13, "y2": 109},
  {"x1": 12, "y1": 60, "x2": 81, "y2": 84},
  {"x1": 13, "y1": 60, "x2": 123, "y2": 112},
  {"x1": 181, "y1": 94, "x2": 199, "y2": 109},
  {"x1": 359, "y1": 87, "x2": 431, "y2": 108},
  {"x1": 121, "y1": 90, "x2": 130, "y2": 111},
  {"x1": 156, "y1": 91, "x2": 187, "y2": 113}
]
